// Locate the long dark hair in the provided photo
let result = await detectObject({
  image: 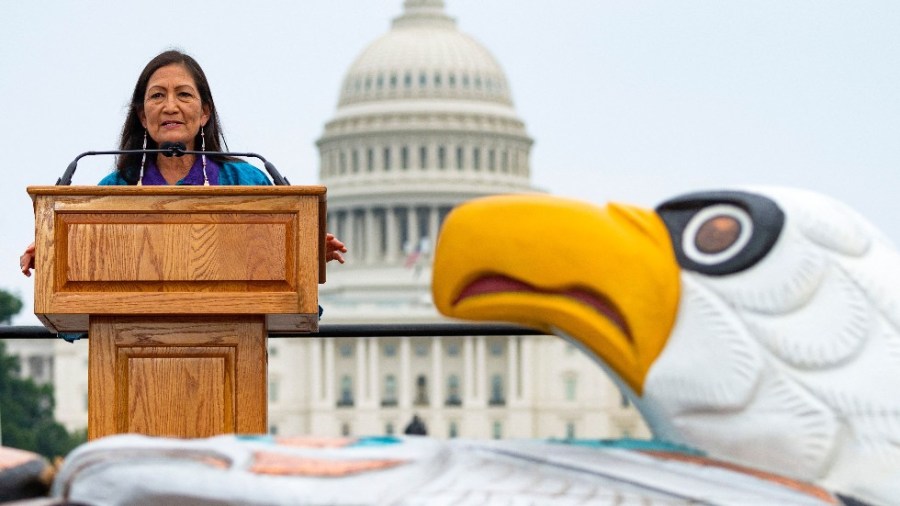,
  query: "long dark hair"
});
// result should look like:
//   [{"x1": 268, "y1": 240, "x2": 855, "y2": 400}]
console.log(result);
[{"x1": 116, "y1": 50, "x2": 231, "y2": 183}]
